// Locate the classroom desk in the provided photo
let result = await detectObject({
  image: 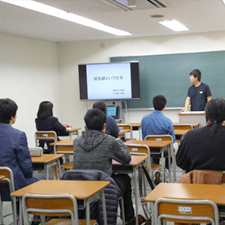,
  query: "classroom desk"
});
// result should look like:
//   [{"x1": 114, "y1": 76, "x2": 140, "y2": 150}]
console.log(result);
[
  {"x1": 125, "y1": 140, "x2": 174, "y2": 182},
  {"x1": 113, "y1": 155, "x2": 148, "y2": 225},
  {"x1": 117, "y1": 123, "x2": 141, "y2": 139},
  {"x1": 11, "y1": 180, "x2": 109, "y2": 225},
  {"x1": 173, "y1": 122, "x2": 200, "y2": 128},
  {"x1": 67, "y1": 127, "x2": 81, "y2": 139},
  {"x1": 31, "y1": 154, "x2": 64, "y2": 179},
  {"x1": 118, "y1": 129, "x2": 130, "y2": 136},
  {"x1": 174, "y1": 129, "x2": 189, "y2": 136},
  {"x1": 145, "y1": 182, "x2": 225, "y2": 222}
]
